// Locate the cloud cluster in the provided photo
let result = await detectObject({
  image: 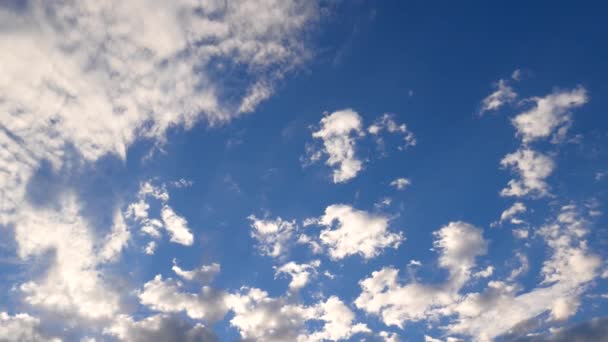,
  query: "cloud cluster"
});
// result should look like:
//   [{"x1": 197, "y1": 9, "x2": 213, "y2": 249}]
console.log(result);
[
  {"x1": 227, "y1": 288, "x2": 369, "y2": 341},
  {"x1": 0, "y1": 0, "x2": 320, "y2": 334},
  {"x1": 0, "y1": 312, "x2": 60, "y2": 342},
  {"x1": 354, "y1": 222, "x2": 487, "y2": 327}
]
